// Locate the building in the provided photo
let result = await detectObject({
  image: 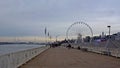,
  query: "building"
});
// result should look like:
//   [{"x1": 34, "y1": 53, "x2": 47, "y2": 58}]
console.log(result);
[
  {"x1": 77, "y1": 33, "x2": 83, "y2": 43},
  {"x1": 115, "y1": 32, "x2": 120, "y2": 40}
]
